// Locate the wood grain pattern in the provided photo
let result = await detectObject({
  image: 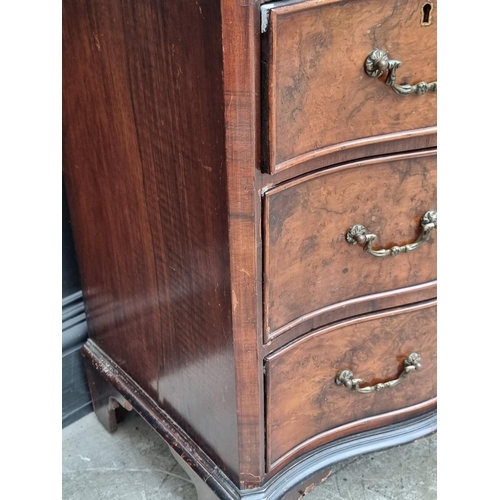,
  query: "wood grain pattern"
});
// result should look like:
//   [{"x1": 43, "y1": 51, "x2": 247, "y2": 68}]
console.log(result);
[
  {"x1": 64, "y1": 0, "x2": 438, "y2": 492},
  {"x1": 83, "y1": 340, "x2": 436, "y2": 499},
  {"x1": 264, "y1": 0, "x2": 437, "y2": 173},
  {"x1": 220, "y1": 0, "x2": 265, "y2": 488},
  {"x1": 269, "y1": 398, "x2": 436, "y2": 475},
  {"x1": 82, "y1": 340, "x2": 243, "y2": 500},
  {"x1": 259, "y1": 127, "x2": 436, "y2": 188},
  {"x1": 265, "y1": 301, "x2": 437, "y2": 469},
  {"x1": 263, "y1": 280, "x2": 436, "y2": 352},
  {"x1": 63, "y1": 0, "x2": 241, "y2": 483},
  {"x1": 264, "y1": 150, "x2": 437, "y2": 339}
]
